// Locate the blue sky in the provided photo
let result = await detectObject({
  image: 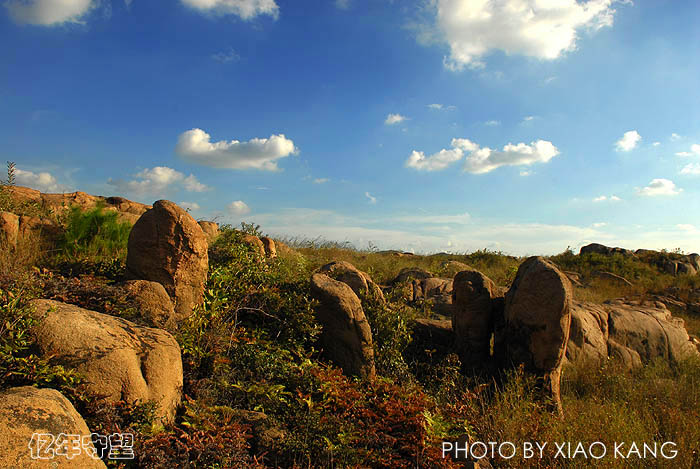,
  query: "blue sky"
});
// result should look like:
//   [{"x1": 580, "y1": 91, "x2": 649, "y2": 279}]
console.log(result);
[{"x1": 2, "y1": 0, "x2": 699, "y2": 255}]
